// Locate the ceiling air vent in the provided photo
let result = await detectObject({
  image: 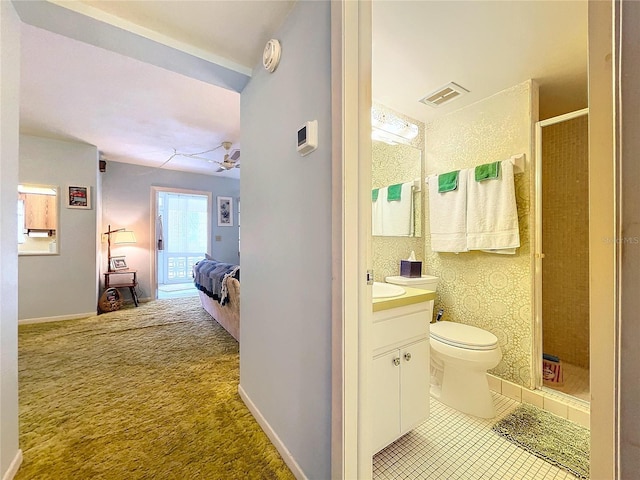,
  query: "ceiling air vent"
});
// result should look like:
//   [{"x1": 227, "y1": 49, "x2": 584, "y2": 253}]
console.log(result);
[{"x1": 419, "y1": 82, "x2": 469, "y2": 108}]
